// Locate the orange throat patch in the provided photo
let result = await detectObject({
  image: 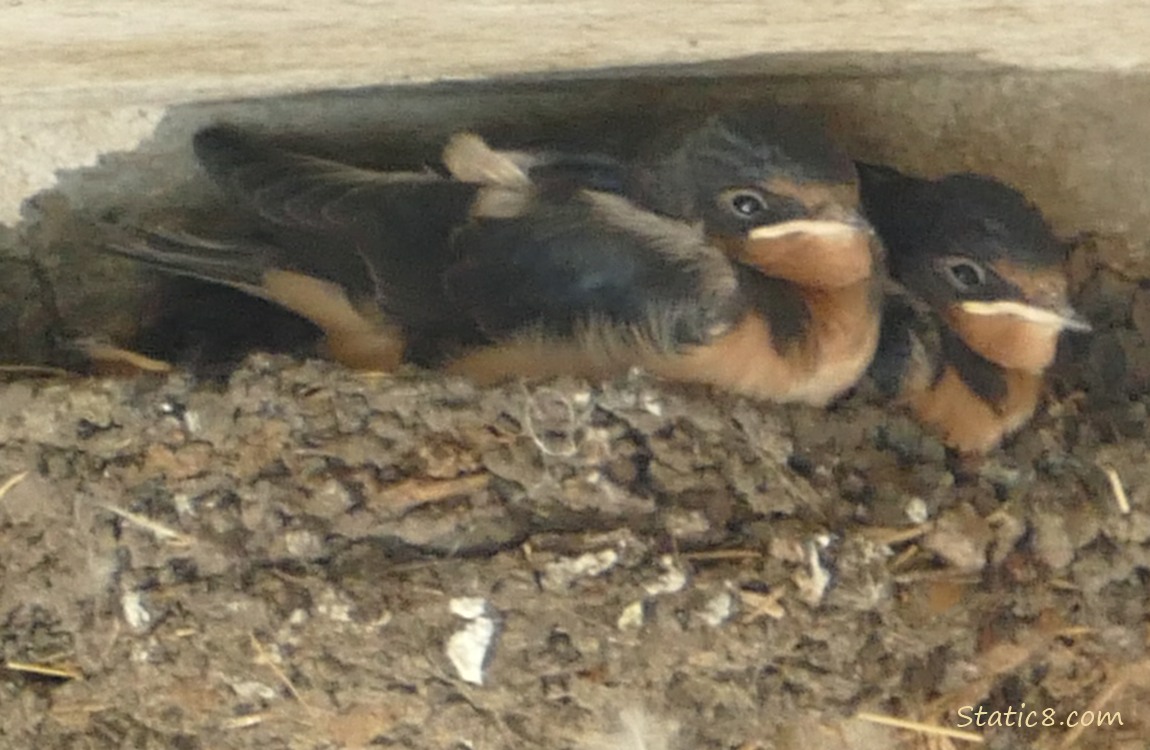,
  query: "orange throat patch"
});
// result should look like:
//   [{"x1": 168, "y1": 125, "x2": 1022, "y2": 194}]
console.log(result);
[
  {"x1": 908, "y1": 365, "x2": 1043, "y2": 454},
  {"x1": 742, "y1": 222, "x2": 875, "y2": 289},
  {"x1": 650, "y1": 276, "x2": 881, "y2": 406},
  {"x1": 946, "y1": 307, "x2": 1062, "y2": 373}
]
